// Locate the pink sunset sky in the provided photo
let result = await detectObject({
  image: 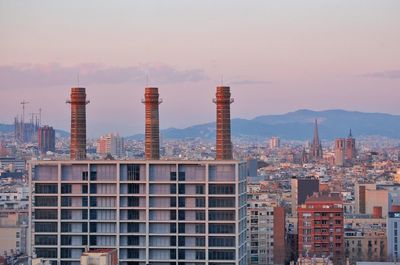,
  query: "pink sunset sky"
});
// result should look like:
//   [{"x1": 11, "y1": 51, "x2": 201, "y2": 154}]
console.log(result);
[{"x1": 0, "y1": 1, "x2": 399, "y2": 136}]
